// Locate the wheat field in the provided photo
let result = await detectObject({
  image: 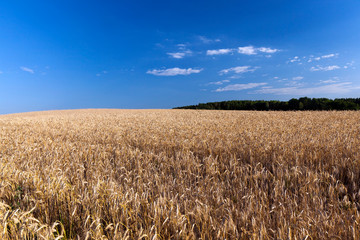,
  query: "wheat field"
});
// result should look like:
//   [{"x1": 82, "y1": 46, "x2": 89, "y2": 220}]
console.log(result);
[{"x1": 0, "y1": 109, "x2": 359, "y2": 239}]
